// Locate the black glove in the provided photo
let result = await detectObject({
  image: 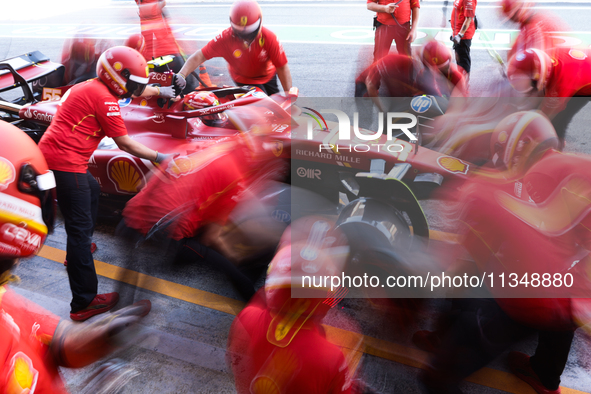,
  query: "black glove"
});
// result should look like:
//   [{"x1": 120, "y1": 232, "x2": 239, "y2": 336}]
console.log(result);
[
  {"x1": 155, "y1": 152, "x2": 179, "y2": 164},
  {"x1": 173, "y1": 73, "x2": 186, "y2": 95},
  {"x1": 158, "y1": 85, "x2": 176, "y2": 99}
]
